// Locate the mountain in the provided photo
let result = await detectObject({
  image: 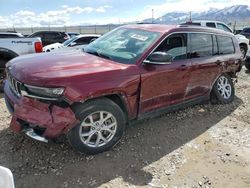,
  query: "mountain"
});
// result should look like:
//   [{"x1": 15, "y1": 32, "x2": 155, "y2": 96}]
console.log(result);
[{"x1": 143, "y1": 5, "x2": 250, "y2": 24}]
